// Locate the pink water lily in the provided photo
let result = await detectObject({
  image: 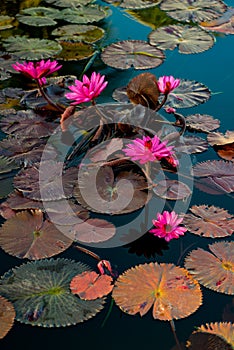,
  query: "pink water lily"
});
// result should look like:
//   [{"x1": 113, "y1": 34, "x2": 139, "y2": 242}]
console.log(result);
[
  {"x1": 149, "y1": 211, "x2": 187, "y2": 242},
  {"x1": 65, "y1": 72, "x2": 108, "y2": 105},
  {"x1": 157, "y1": 76, "x2": 180, "y2": 95},
  {"x1": 12, "y1": 59, "x2": 62, "y2": 86},
  {"x1": 122, "y1": 135, "x2": 176, "y2": 165}
]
